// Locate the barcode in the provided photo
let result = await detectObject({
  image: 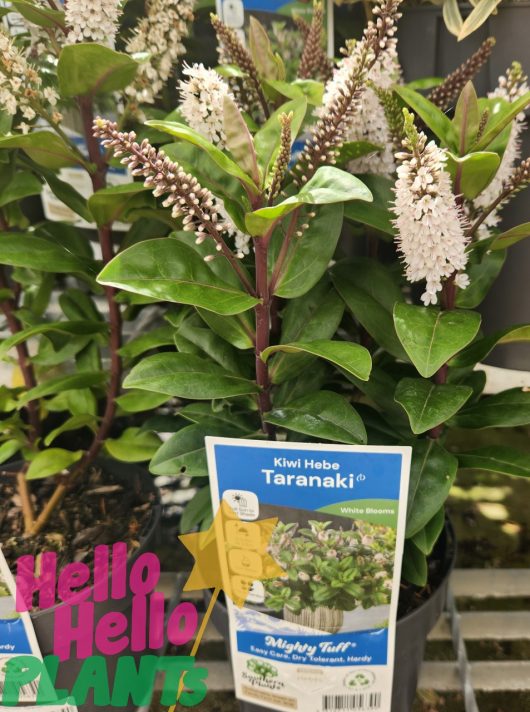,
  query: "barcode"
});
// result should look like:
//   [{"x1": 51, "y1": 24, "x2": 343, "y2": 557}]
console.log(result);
[
  {"x1": 322, "y1": 693, "x2": 382, "y2": 710},
  {"x1": 0, "y1": 678, "x2": 40, "y2": 702}
]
